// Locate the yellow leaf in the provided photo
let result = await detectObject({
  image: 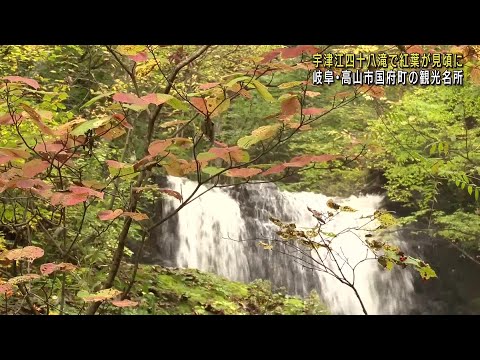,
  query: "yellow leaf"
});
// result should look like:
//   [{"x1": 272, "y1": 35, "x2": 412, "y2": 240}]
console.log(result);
[
  {"x1": 252, "y1": 124, "x2": 281, "y2": 140},
  {"x1": 116, "y1": 45, "x2": 147, "y2": 56},
  {"x1": 258, "y1": 241, "x2": 273, "y2": 250}
]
